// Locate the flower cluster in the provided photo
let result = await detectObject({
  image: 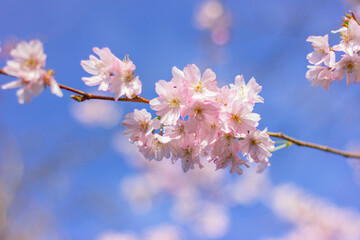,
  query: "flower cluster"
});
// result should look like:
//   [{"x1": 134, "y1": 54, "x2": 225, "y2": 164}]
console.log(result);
[
  {"x1": 306, "y1": 12, "x2": 360, "y2": 90},
  {"x1": 122, "y1": 64, "x2": 274, "y2": 175},
  {"x1": 0, "y1": 41, "x2": 275, "y2": 175},
  {"x1": 1, "y1": 40, "x2": 63, "y2": 103},
  {"x1": 81, "y1": 47, "x2": 141, "y2": 100}
]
